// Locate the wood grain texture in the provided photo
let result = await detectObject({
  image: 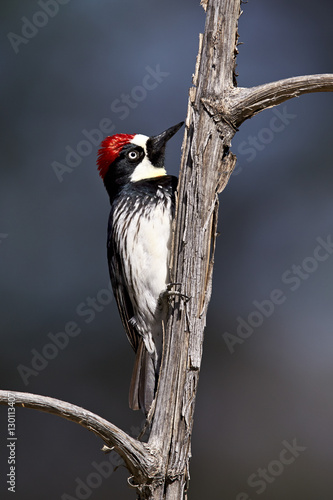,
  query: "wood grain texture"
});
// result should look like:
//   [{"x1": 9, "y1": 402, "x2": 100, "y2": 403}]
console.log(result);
[{"x1": 145, "y1": 1, "x2": 241, "y2": 498}]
